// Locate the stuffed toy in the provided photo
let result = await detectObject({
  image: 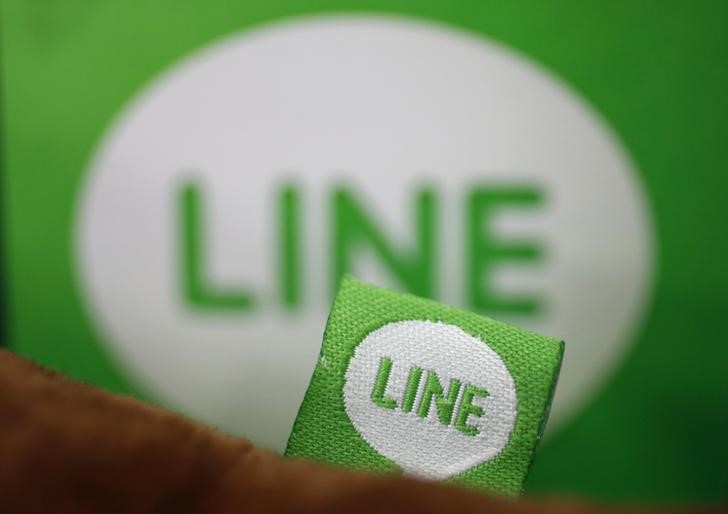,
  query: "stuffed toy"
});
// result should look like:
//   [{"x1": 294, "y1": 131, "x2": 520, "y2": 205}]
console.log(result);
[{"x1": 0, "y1": 350, "x2": 716, "y2": 513}]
